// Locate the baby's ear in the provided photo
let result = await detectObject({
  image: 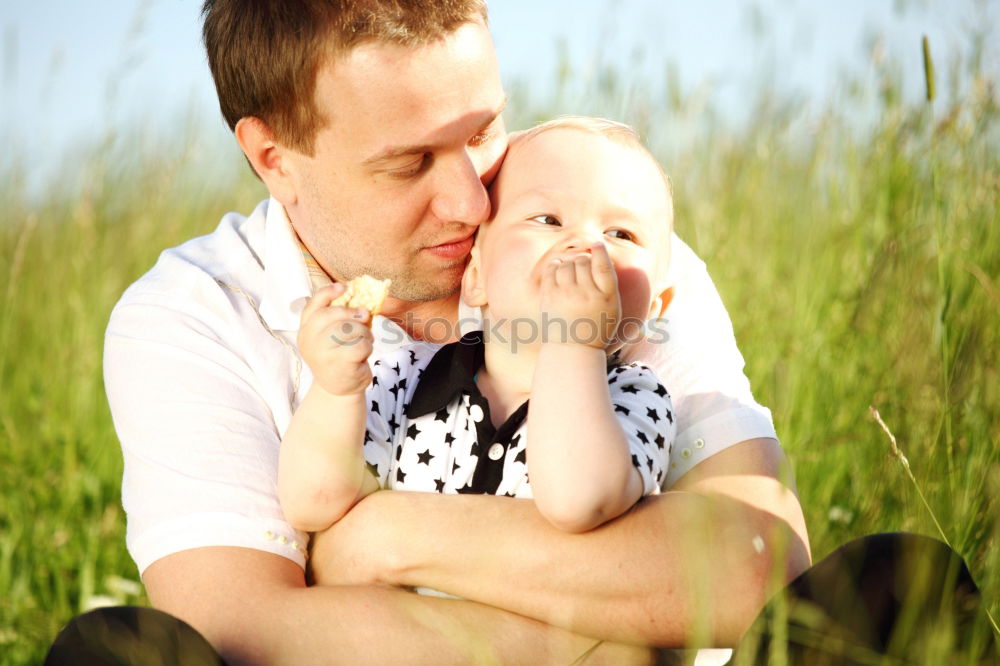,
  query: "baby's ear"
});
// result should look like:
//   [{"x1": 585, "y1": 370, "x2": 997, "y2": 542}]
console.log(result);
[
  {"x1": 461, "y1": 245, "x2": 488, "y2": 308},
  {"x1": 646, "y1": 285, "x2": 674, "y2": 321}
]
